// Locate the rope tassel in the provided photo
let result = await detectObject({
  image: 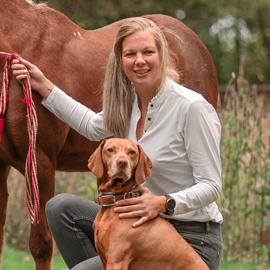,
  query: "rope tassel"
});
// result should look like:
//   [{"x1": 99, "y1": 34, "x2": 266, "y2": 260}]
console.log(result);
[{"x1": 0, "y1": 52, "x2": 39, "y2": 225}]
